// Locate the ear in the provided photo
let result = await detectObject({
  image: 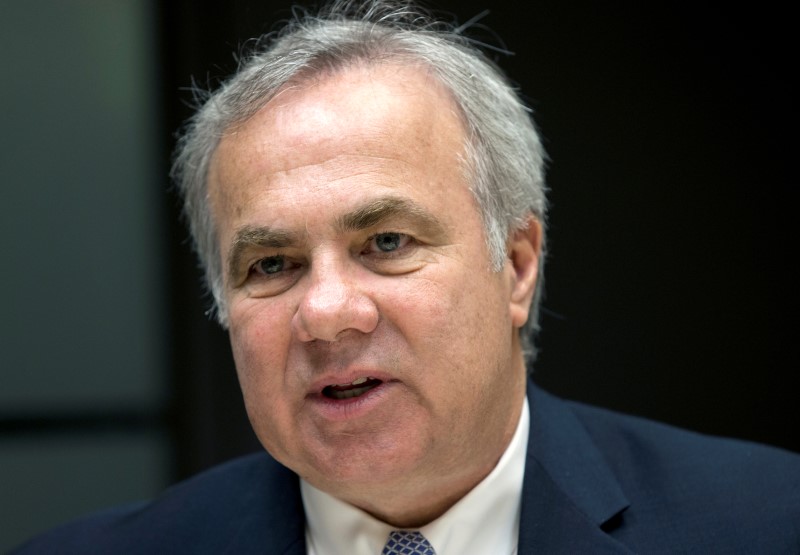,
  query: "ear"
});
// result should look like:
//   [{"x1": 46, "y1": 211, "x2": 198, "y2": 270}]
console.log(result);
[{"x1": 506, "y1": 217, "x2": 543, "y2": 329}]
